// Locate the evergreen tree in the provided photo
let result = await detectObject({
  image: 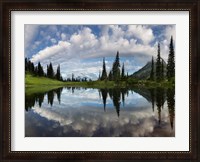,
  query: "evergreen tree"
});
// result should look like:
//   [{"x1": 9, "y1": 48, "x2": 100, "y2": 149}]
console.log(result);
[
  {"x1": 167, "y1": 36, "x2": 175, "y2": 80},
  {"x1": 25, "y1": 58, "x2": 28, "y2": 71},
  {"x1": 26, "y1": 60, "x2": 35, "y2": 74},
  {"x1": 108, "y1": 71, "x2": 113, "y2": 81},
  {"x1": 56, "y1": 64, "x2": 61, "y2": 80},
  {"x1": 156, "y1": 43, "x2": 162, "y2": 81},
  {"x1": 34, "y1": 66, "x2": 38, "y2": 75},
  {"x1": 161, "y1": 59, "x2": 164, "y2": 80},
  {"x1": 47, "y1": 65, "x2": 49, "y2": 77},
  {"x1": 101, "y1": 57, "x2": 107, "y2": 80},
  {"x1": 112, "y1": 51, "x2": 121, "y2": 83},
  {"x1": 48, "y1": 62, "x2": 54, "y2": 79},
  {"x1": 37, "y1": 62, "x2": 44, "y2": 76},
  {"x1": 98, "y1": 70, "x2": 101, "y2": 80},
  {"x1": 60, "y1": 76, "x2": 63, "y2": 81},
  {"x1": 150, "y1": 56, "x2": 154, "y2": 80},
  {"x1": 72, "y1": 73, "x2": 74, "y2": 81},
  {"x1": 27, "y1": 60, "x2": 31, "y2": 72},
  {"x1": 121, "y1": 63, "x2": 125, "y2": 80},
  {"x1": 26, "y1": 59, "x2": 34, "y2": 73}
]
